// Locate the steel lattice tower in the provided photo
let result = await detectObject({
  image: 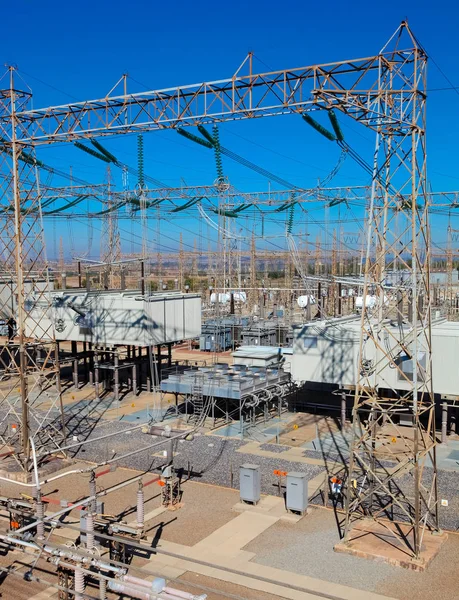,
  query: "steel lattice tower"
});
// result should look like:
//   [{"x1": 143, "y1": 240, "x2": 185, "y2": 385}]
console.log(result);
[
  {"x1": 0, "y1": 69, "x2": 65, "y2": 471},
  {"x1": 100, "y1": 165, "x2": 121, "y2": 288},
  {"x1": 343, "y1": 24, "x2": 439, "y2": 559}
]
